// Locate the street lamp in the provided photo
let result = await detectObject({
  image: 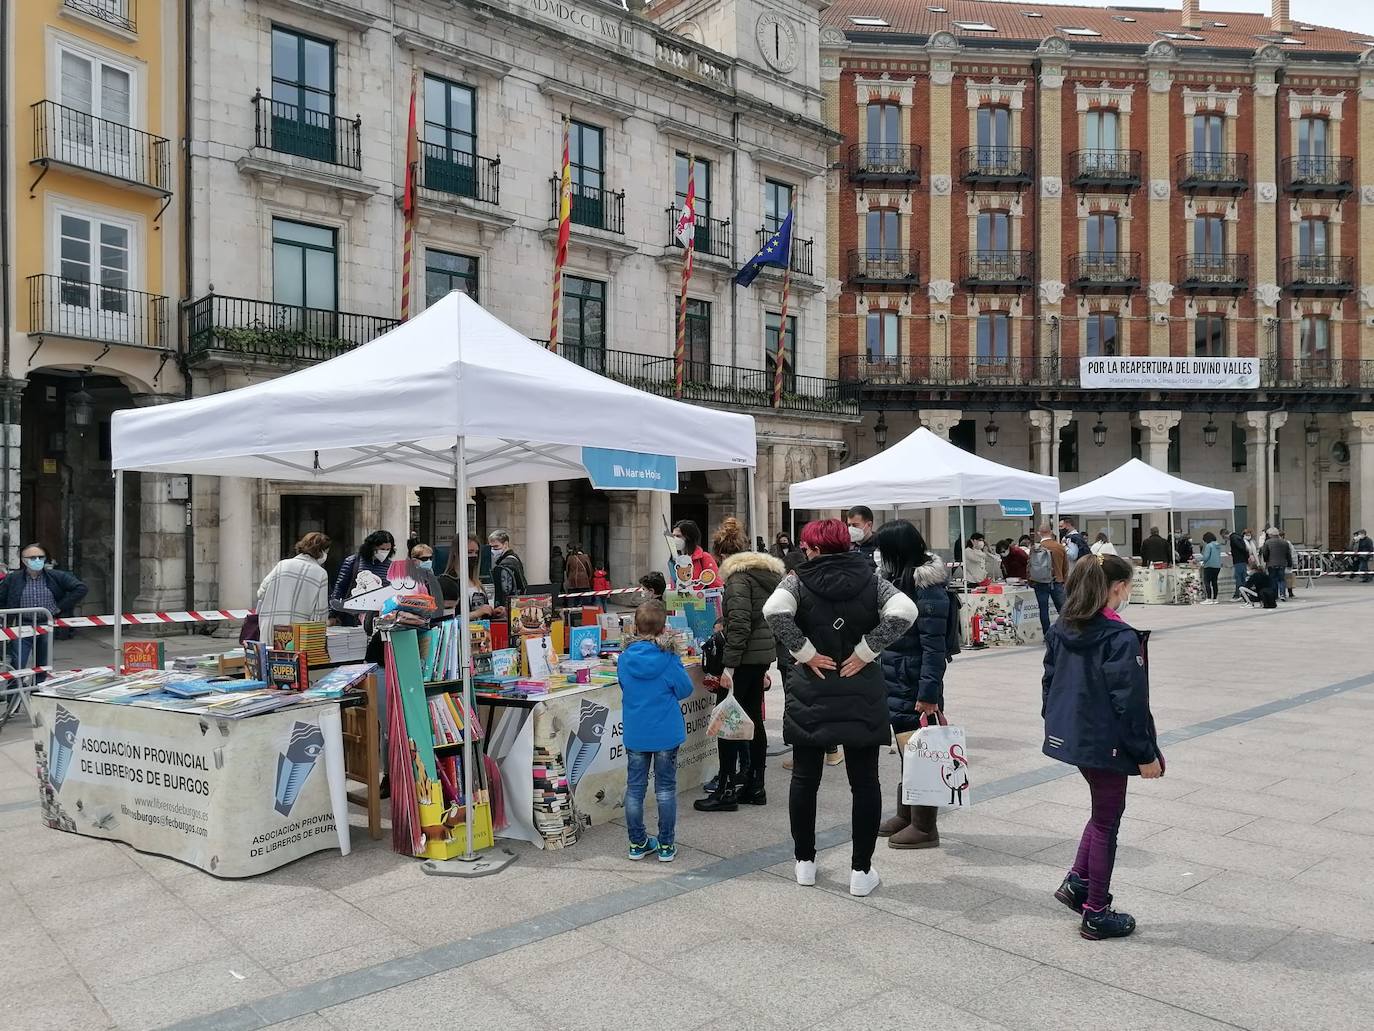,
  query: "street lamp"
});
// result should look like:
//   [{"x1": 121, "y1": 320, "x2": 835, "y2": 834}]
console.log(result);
[
  {"x1": 984, "y1": 414, "x2": 999, "y2": 448},
  {"x1": 1203, "y1": 413, "x2": 1218, "y2": 448},
  {"x1": 1305, "y1": 416, "x2": 1320, "y2": 448},
  {"x1": 1091, "y1": 412, "x2": 1107, "y2": 448},
  {"x1": 68, "y1": 374, "x2": 95, "y2": 432},
  {"x1": 874, "y1": 411, "x2": 888, "y2": 451}
]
